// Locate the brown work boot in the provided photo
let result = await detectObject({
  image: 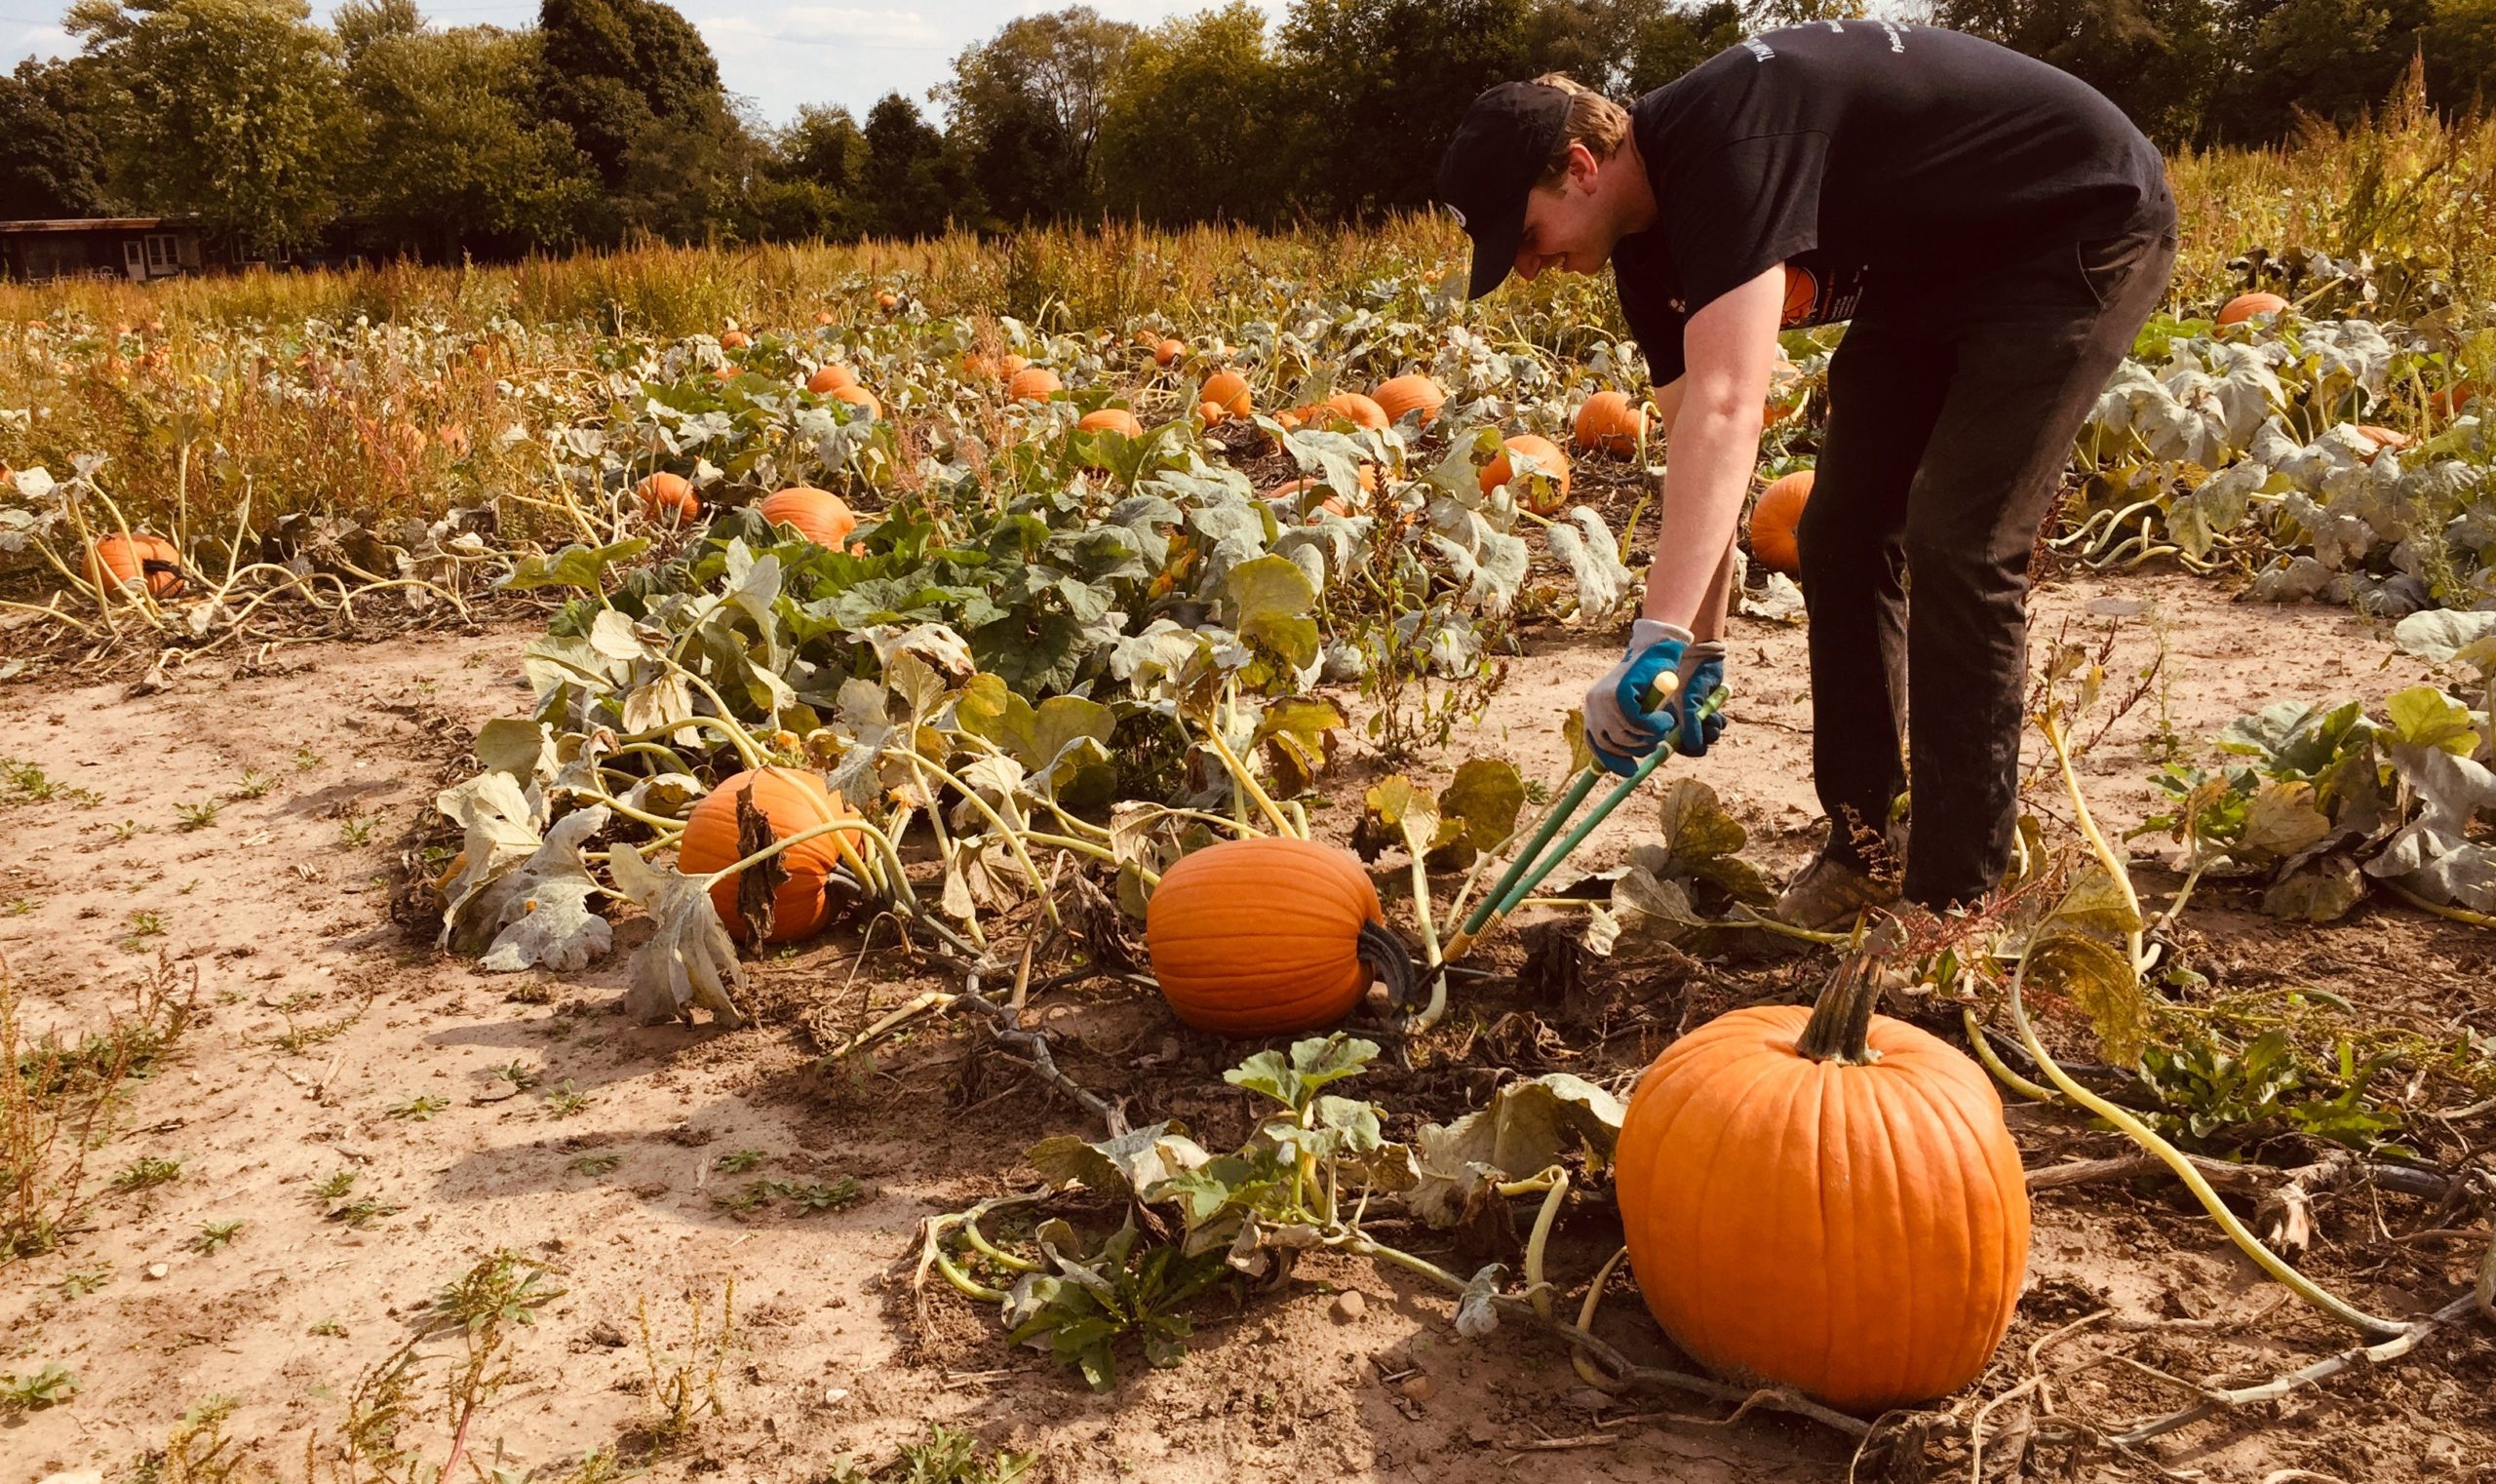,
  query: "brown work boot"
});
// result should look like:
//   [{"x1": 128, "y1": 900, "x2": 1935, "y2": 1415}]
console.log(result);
[{"x1": 1774, "y1": 848, "x2": 1904, "y2": 932}]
